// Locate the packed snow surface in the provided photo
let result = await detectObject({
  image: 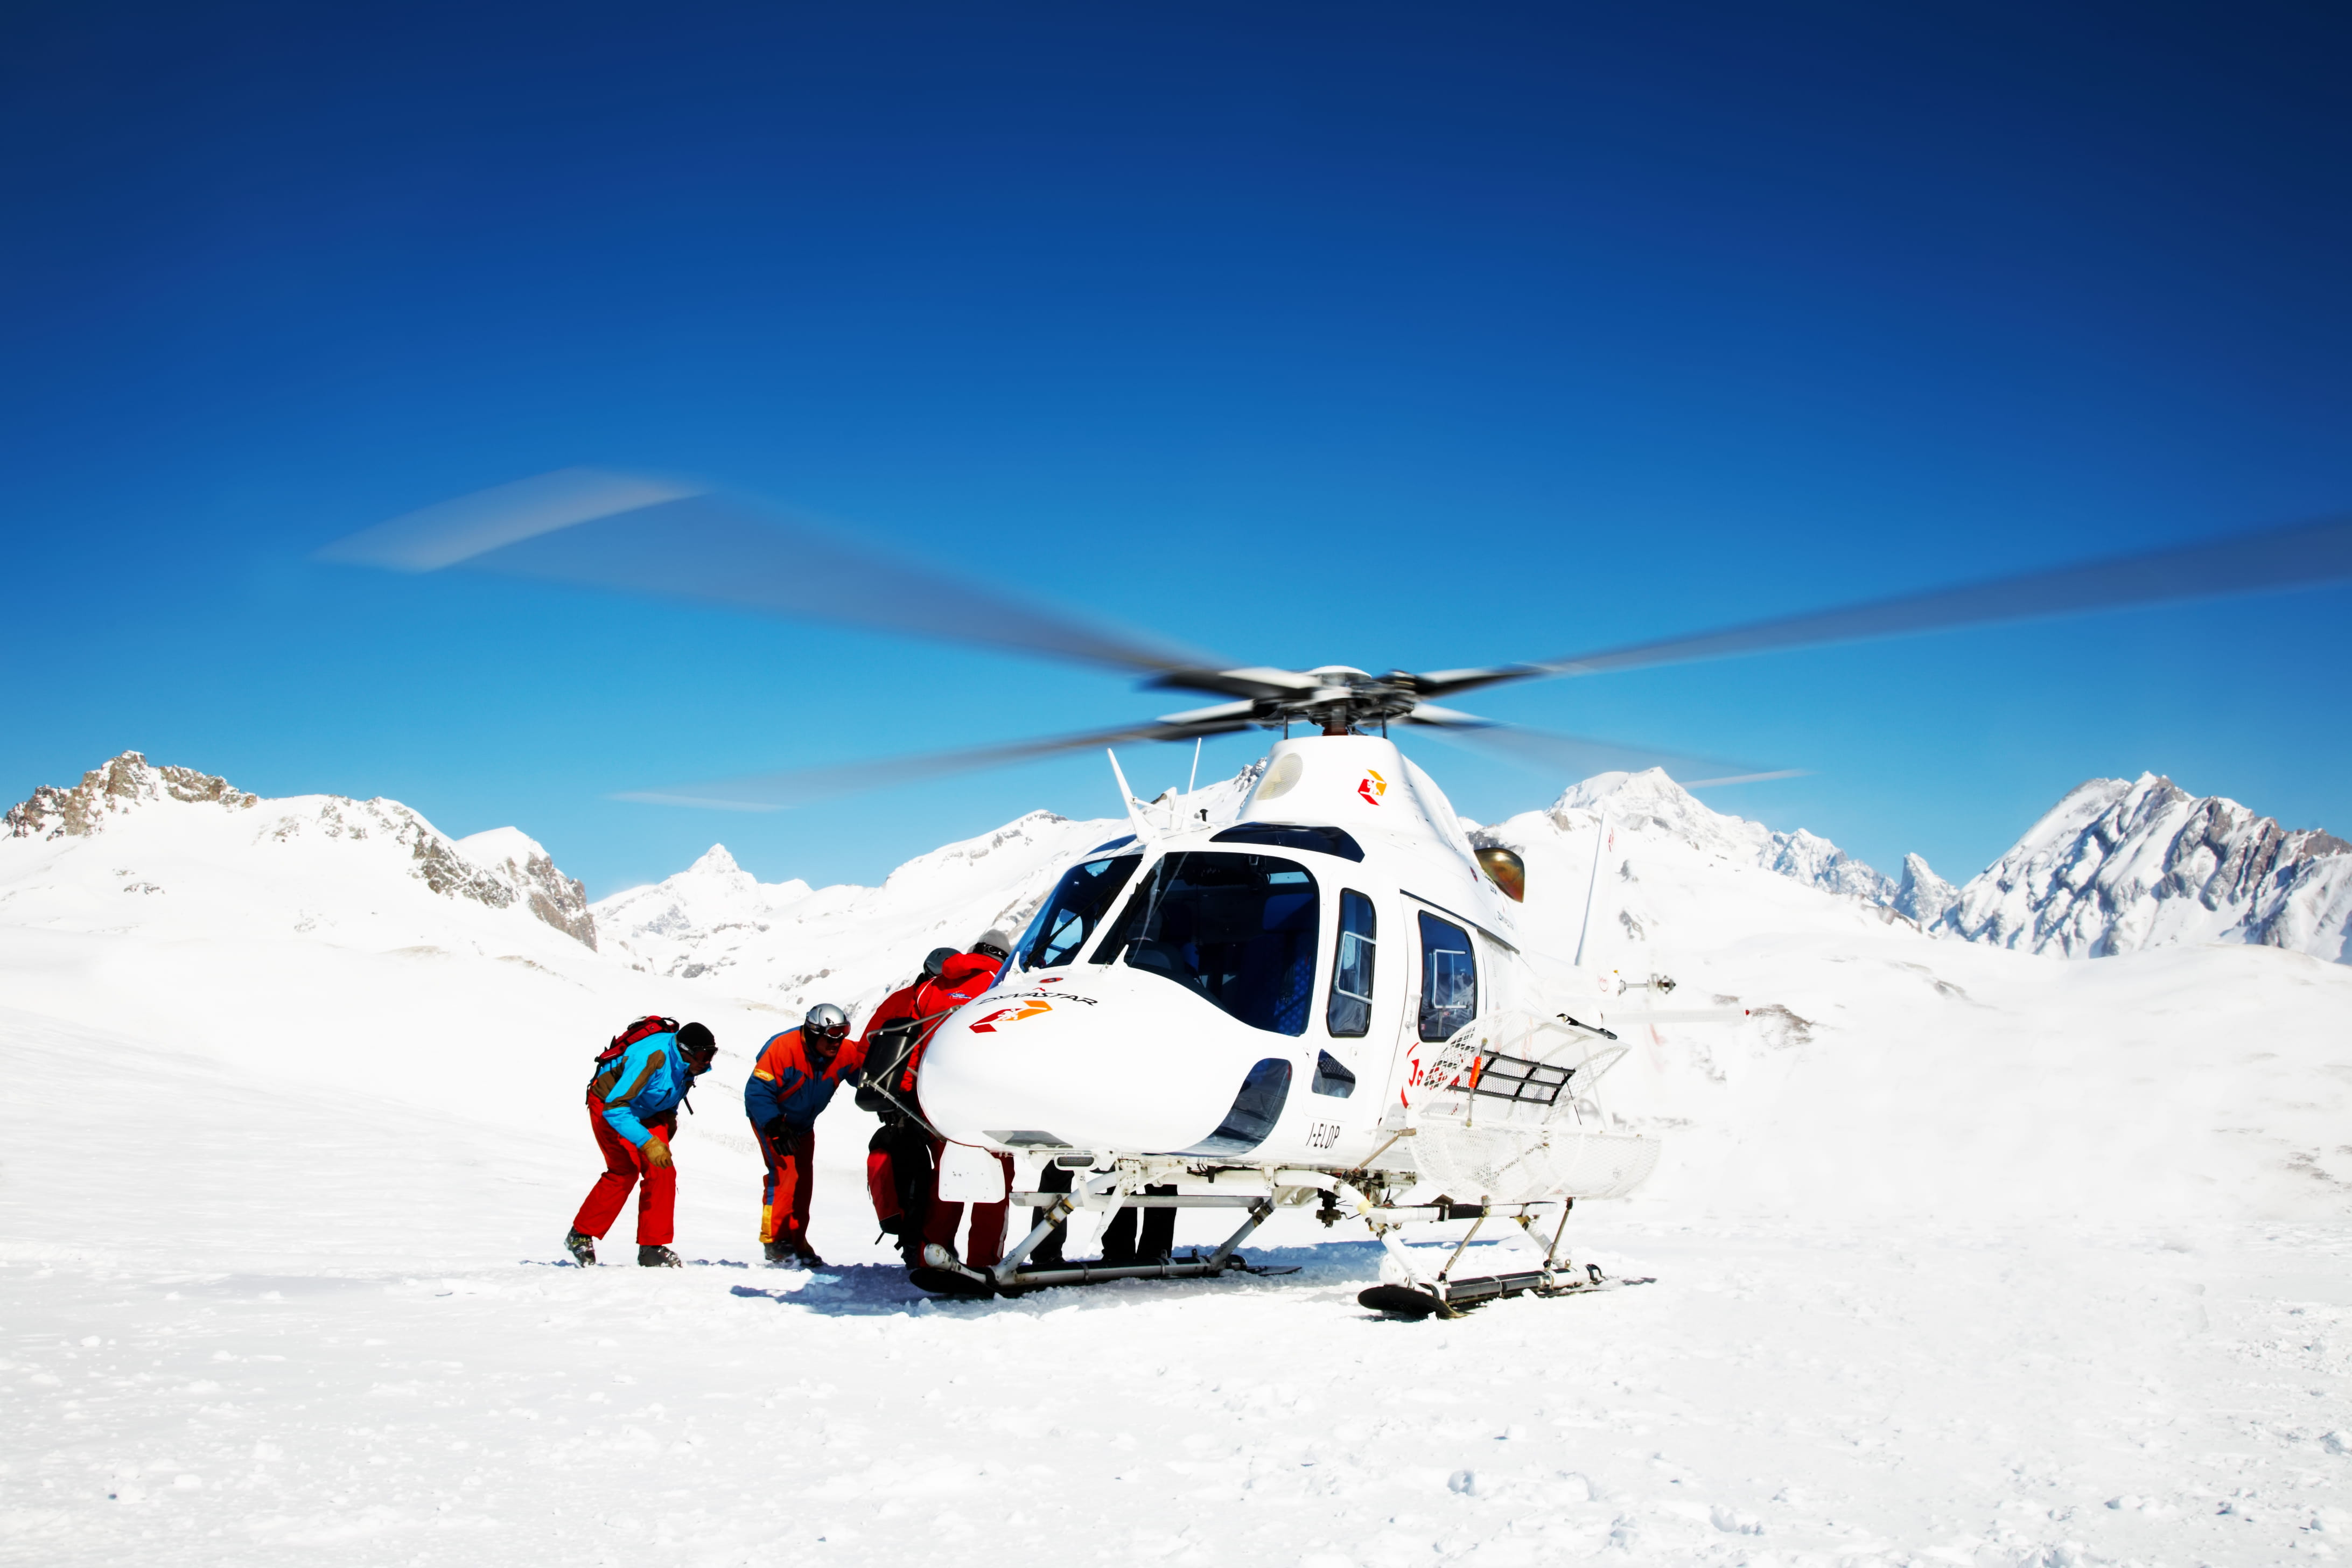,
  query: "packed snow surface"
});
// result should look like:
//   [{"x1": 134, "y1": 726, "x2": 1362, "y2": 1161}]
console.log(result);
[{"x1": 3, "y1": 754, "x2": 2348, "y2": 1566}]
